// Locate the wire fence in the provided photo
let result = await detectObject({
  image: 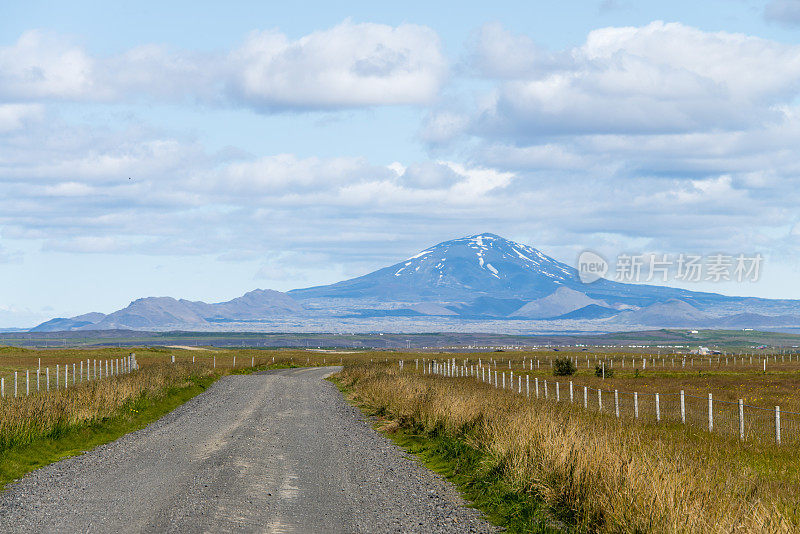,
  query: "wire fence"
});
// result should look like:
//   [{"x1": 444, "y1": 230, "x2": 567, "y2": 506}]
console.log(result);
[
  {"x1": 411, "y1": 358, "x2": 799, "y2": 446},
  {"x1": 0, "y1": 354, "x2": 139, "y2": 399}
]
